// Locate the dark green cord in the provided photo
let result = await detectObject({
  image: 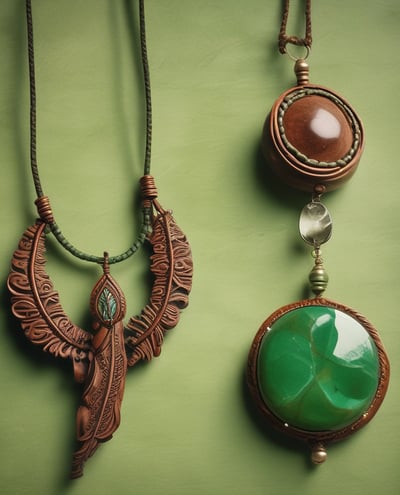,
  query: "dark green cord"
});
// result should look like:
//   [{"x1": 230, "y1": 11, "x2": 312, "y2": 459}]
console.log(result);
[{"x1": 25, "y1": 0, "x2": 153, "y2": 264}]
